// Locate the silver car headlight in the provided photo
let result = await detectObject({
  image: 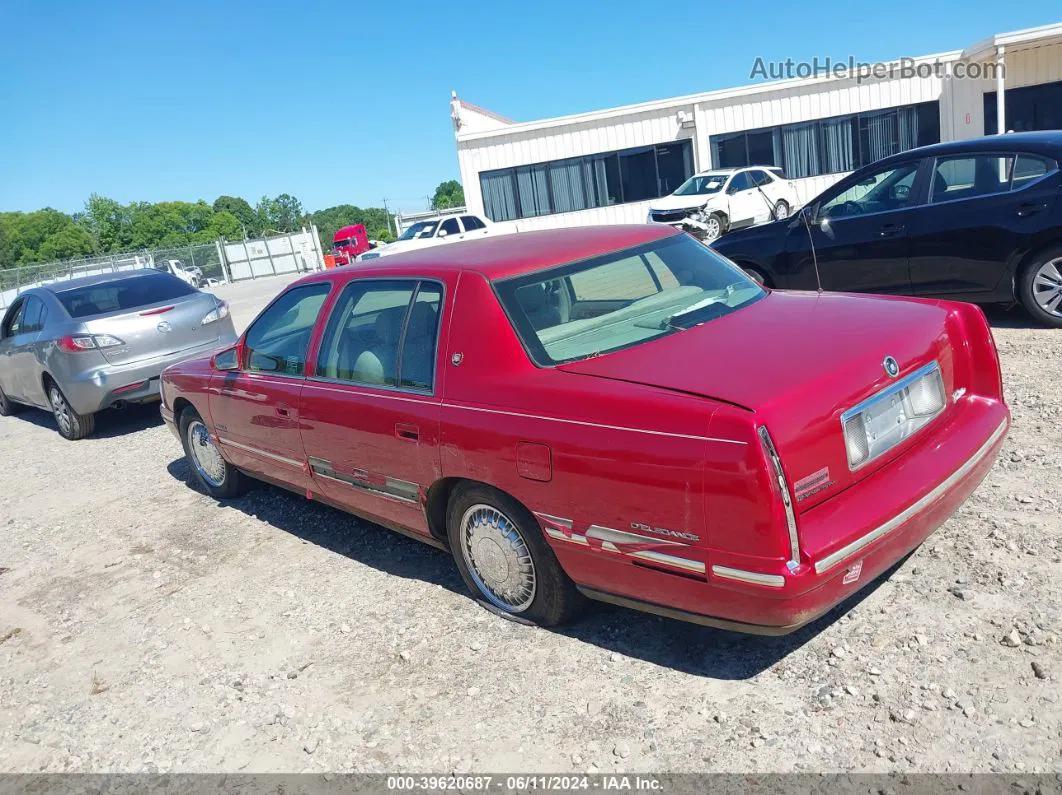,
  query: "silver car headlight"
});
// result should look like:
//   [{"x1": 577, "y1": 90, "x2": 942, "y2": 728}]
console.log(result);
[{"x1": 841, "y1": 361, "x2": 946, "y2": 470}]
